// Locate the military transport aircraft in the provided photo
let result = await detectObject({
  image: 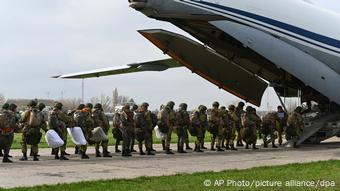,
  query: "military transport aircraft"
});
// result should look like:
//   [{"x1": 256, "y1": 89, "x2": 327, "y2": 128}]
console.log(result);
[{"x1": 55, "y1": 0, "x2": 340, "y2": 145}]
